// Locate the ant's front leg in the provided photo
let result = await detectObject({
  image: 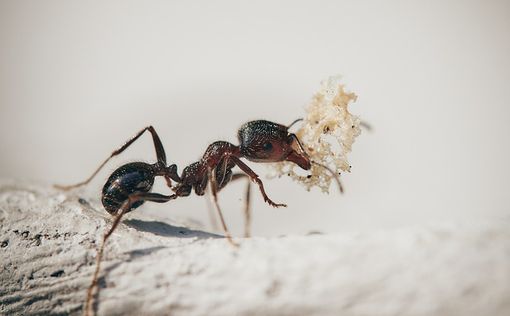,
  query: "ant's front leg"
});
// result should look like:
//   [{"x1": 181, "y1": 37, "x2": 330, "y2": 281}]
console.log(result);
[
  {"x1": 85, "y1": 191, "x2": 176, "y2": 316},
  {"x1": 55, "y1": 126, "x2": 167, "y2": 190},
  {"x1": 229, "y1": 156, "x2": 287, "y2": 208}
]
